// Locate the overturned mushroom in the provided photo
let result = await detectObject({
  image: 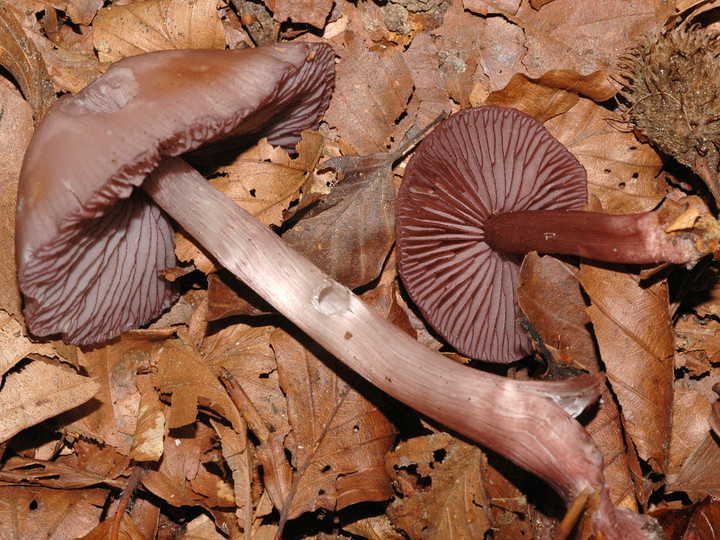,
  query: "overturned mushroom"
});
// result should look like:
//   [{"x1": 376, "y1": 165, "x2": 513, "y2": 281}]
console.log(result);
[
  {"x1": 396, "y1": 106, "x2": 717, "y2": 363},
  {"x1": 17, "y1": 48, "x2": 662, "y2": 538}
]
